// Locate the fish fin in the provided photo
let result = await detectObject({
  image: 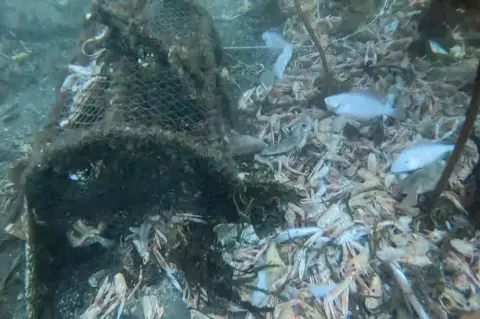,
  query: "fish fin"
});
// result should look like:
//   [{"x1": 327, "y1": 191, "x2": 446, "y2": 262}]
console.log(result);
[
  {"x1": 414, "y1": 136, "x2": 455, "y2": 148},
  {"x1": 390, "y1": 108, "x2": 406, "y2": 121},
  {"x1": 350, "y1": 88, "x2": 382, "y2": 97},
  {"x1": 420, "y1": 141, "x2": 455, "y2": 150},
  {"x1": 401, "y1": 190, "x2": 418, "y2": 207},
  {"x1": 414, "y1": 138, "x2": 438, "y2": 146}
]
